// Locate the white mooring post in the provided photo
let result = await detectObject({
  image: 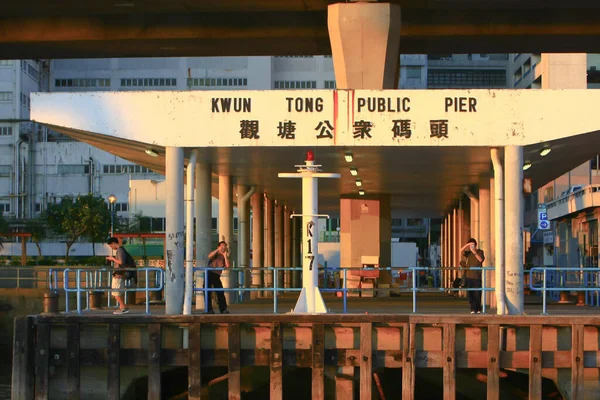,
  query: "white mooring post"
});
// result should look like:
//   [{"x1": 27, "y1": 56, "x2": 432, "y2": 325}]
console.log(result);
[{"x1": 278, "y1": 151, "x2": 340, "y2": 313}]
